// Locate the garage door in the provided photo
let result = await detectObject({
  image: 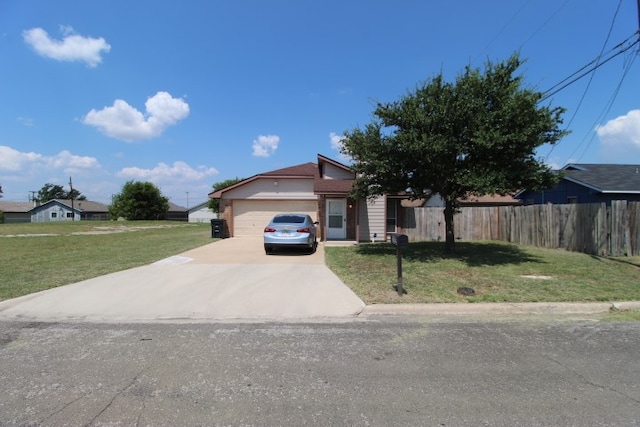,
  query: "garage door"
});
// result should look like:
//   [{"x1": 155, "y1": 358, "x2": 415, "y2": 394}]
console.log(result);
[{"x1": 233, "y1": 200, "x2": 318, "y2": 236}]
